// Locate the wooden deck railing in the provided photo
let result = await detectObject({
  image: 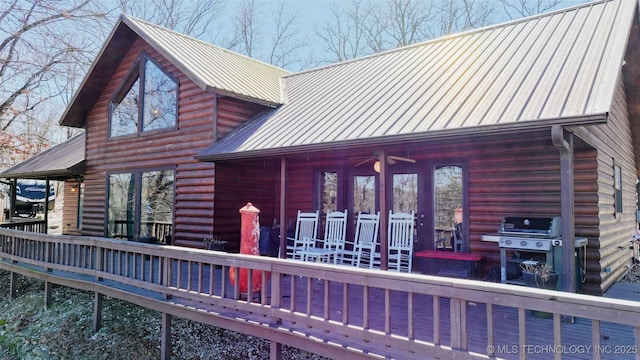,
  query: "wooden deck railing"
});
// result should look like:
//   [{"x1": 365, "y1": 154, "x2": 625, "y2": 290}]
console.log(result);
[
  {"x1": 0, "y1": 219, "x2": 47, "y2": 233},
  {"x1": 1, "y1": 227, "x2": 639, "y2": 360}
]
